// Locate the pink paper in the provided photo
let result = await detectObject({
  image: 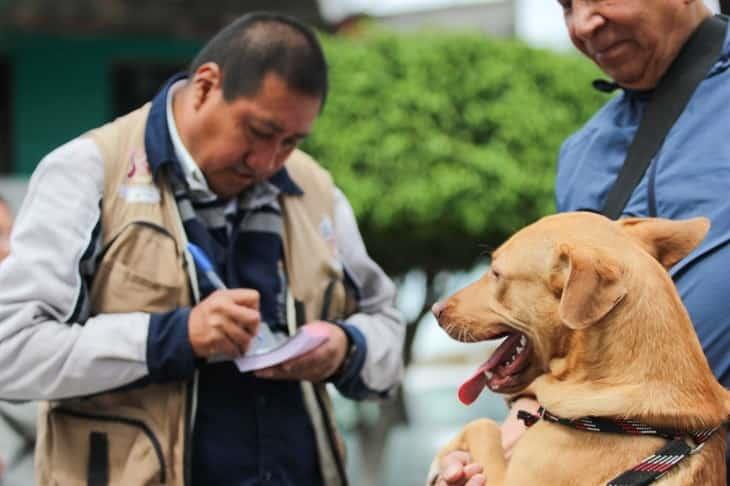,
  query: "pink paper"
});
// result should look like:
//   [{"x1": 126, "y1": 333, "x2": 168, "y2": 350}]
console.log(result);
[{"x1": 234, "y1": 327, "x2": 328, "y2": 373}]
